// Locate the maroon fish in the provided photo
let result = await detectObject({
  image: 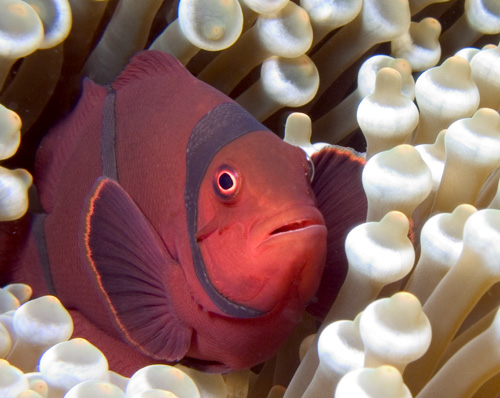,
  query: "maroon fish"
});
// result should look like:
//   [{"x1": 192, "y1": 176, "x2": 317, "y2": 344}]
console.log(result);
[{"x1": 7, "y1": 51, "x2": 366, "y2": 376}]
